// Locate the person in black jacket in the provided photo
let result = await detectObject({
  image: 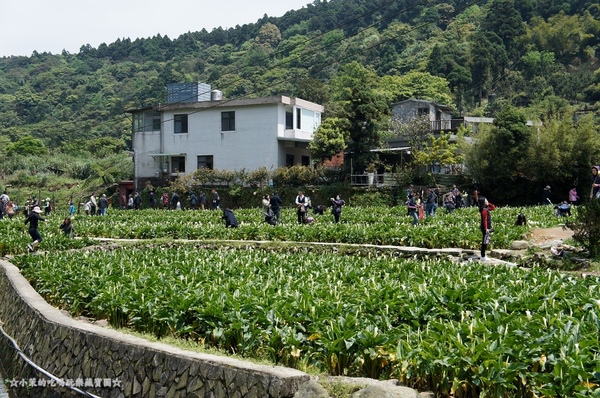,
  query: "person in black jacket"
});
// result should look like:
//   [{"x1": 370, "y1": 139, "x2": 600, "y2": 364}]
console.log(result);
[
  {"x1": 269, "y1": 192, "x2": 282, "y2": 223},
  {"x1": 330, "y1": 195, "x2": 345, "y2": 223},
  {"x1": 25, "y1": 206, "x2": 45, "y2": 252},
  {"x1": 211, "y1": 189, "x2": 221, "y2": 210},
  {"x1": 222, "y1": 208, "x2": 238, "y2": 228}
]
